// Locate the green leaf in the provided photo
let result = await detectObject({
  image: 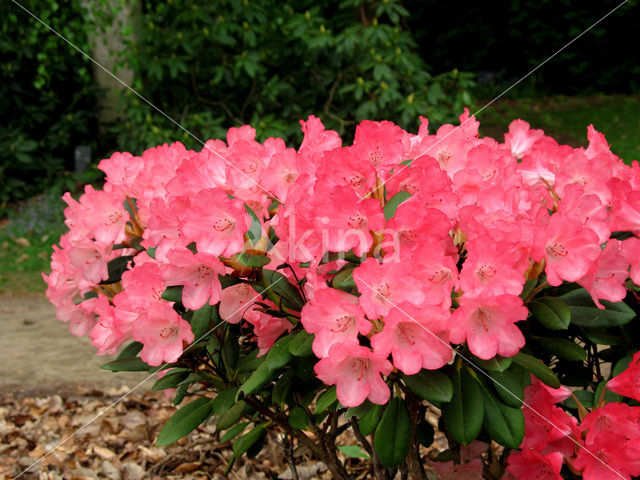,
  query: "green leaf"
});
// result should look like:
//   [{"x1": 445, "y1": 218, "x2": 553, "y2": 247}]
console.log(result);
[
  {"x1": 529, "y1": 297, "x2": 571, "y2": 330},
  {"x1": 217, "y1": 400, "x2": 251, "y2": 430},
  {"x1": 190, "y1": 304, "x2": 213, "y2": 340},
  {"x1": 100, "y1": 255, "x2": 133, "y2": 284},
  {"x1": 374, "y1": 397, "x2": 412, "y2": 468},
  {"x1": 359, "y1": 403, "x2": 384, "y2": 436},
  {"x1": 161, "y1": 286, "x2": 183, "y2": 303},
  {"x1": 173, "y1": 383, "x2": 188, "y2": 406},
  {"x1": 402, "y1": 370, "x2": 453, "y2": 403},
  {"x1": 442, "y1": 368, "x2": 484, "y2": 445},
  {"x1": 211, "y1": 388, "x2": 238, "y2": 414},
  {"x1": 564, "y1": 389, "x2": 595, "y2": 410},
  {"x1": 260, "y1": 269, "x2": 305, "y2": 311},
  {"x1": 220, "y1": 422, "x2": 249, "y2": 443},
  {"x1": 479, "y1": 380, "x2": 524, "y2": 449},
  {"x1": 534, "y1": 337, "x2": 588, "y2": 362},
  {"x1": 594, "y1": 380, "x2": 621, "y2": 405},
  {"x1": 512, "y1": 353, "x2": 561, "y2": 388},
  {"x1": 272, "y1": 369, "x2": 295, "y2": 406},
  {"x1": 237, "y1": 253, "x2": 271, "y2": 267},
  {"x1": 415, "y1": 420, "x2": 435, "y2": 447},
  {"x1": 101, "y1": 357, "x2": 150, "y2": 372},
  {"x1": 288, "y1": 406, "x2": 309, "y2": 429},
  {"x1": 315, "y1": 386, "x2": 338, "y2": 414},
  {"x1": 473, "y1": 355, "x2": 513, "y2": 372},
  {"x1": 152, "y1": 370, "x2": 189, "y2": 391},
  {"x1": 383, "y1": 191, "x2": 411, "y2": 220},
  {"x1": 266, "y1": 335, "x2": 295, "y2": 369},
  {"x1": 237, "y1": 360, "x2": 275, "y2": 399},
  {"x1": 332, "y1": 265, "x2": 356, "y2": 290},
  {"x1": 244, "y1": 204, "x2": 262, "y2": 244},
  {"x1": 338, "y1": 445, "x2": 370, "y2": 459},
  {"x1": 116, "y1": 341, "x2": 143, "y2": 359},
  {"x1": 583, "y1": 331, "x2": 623, "y2": 346},
  {"x1": 487, "y1": 370, "x2": 524, "y2": 408},
  {"x1": 233, "y1": 423, "x2": 267, "y2": 458},
  {"x1": 156, "y1": 397, "x2": 214, "y2": 446},
  {"x1": 288, "y1": 330, "x2": 314, "y2": 357},
  {"x1": 561, "y1": 288, "x2": 635, "y2": 328}
]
